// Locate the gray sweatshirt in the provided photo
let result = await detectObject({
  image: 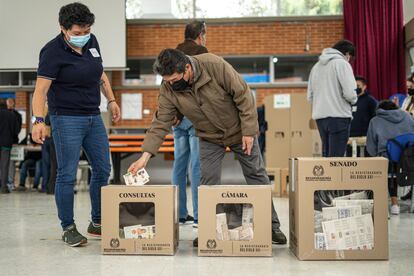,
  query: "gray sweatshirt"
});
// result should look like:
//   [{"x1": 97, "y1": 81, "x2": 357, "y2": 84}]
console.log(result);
[
  {"x1": 366, "y1": 109, "x2": 414, "y2": 157},
  {"x1": 307, "y1": 48, "x2": 358, "y2": 120}
]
